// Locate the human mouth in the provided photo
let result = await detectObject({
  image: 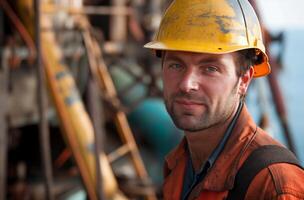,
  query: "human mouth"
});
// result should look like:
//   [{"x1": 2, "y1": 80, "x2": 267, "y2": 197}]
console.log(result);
[{"x1": 174, "y1": 99, "x2": 205, "y2": 107}]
